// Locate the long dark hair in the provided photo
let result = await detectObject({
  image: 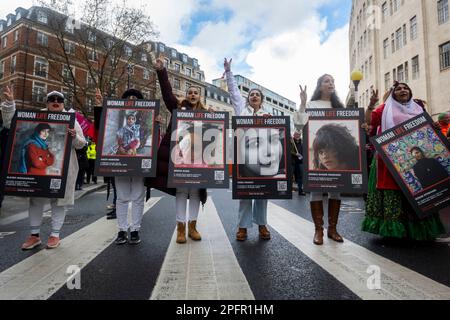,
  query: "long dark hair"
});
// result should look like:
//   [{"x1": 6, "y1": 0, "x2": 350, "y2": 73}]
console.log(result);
[
  {"x1": 313, "y1": 123, "x2": 359, "y2": 170},
  {"x1": 311, "y1": 74, "x2": 344, "y2": 109}
]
